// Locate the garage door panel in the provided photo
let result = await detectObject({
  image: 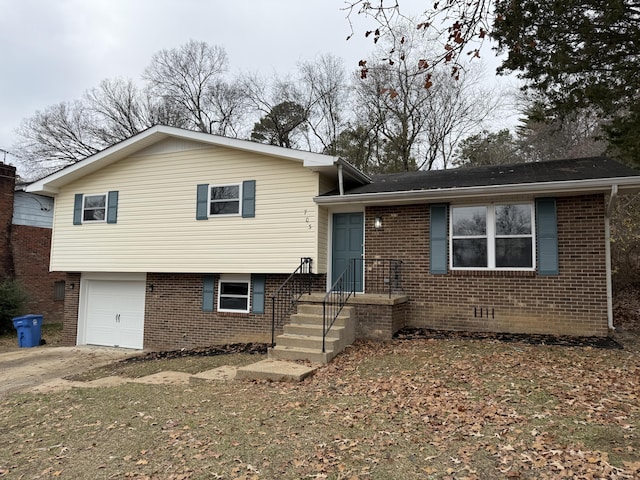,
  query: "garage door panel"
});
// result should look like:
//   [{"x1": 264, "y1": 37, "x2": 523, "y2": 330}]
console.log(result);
[{"x1": 83, "y1": 279, "x2": 145, "y2": 349}]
